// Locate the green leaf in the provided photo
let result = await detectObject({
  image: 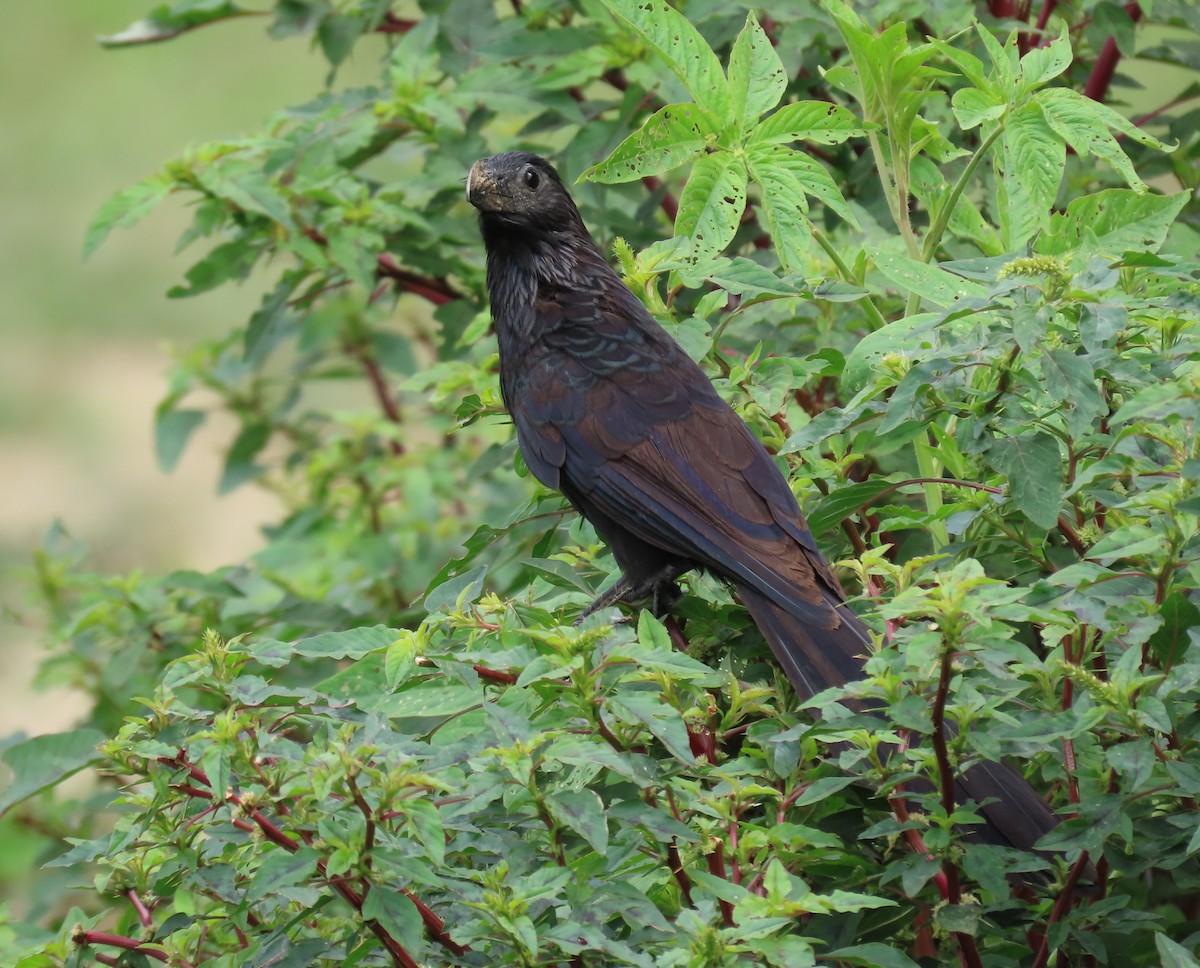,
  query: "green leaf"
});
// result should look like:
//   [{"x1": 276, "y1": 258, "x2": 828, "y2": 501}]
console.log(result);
[
  {"x1": 98, "y1": 3, "x2": 249, "y2": 47},
  {"x1": 789, "y1": 776, "x2": 858, "y2": 807},
  {"x1": 0, "y1": 729, "x2": 105, "y2": 816},
  {"x1": 1035, "y1": 88, "x2": 1171, "y2": 192},
  {"x1": 841, "y1": 312, "x2": 945, "y2": 393},
  {"x1": 608, "y1": 692, "x2": 694, "y2": 762},
  {"x1": 674, "y1": 151, "x2": 748, "y2": 259},
  {"x1": 934, "y1": 903, "x2": 981, "y2": 935},
  {"x1": 1018, "y1": 22, "x2": 1073, "y2": 91},
  {"x1": 317, "y1": 13, "x2": 363, "y2": 67},
  {"x1": 1042, "y1": 348, "x2": 1104, "y2": 436},
  {"x1": 423, "y1": 565, "x2": 489, "y2": 614},
  {"x1": 404, "y1": 798, "x2": 446, "y2": 867},
  {"x1": 218, "y1": 420, "x2": 270, "y2": 493},
  {"x1": 1036, "y1": 190, "x2": 1189, "y2": 260},
  {"x1": 750, "y1": 100, "x2": 869, "y2": 146},
  {"x1": 985, "y1": 433, "x2": 1063, "y2": 529},
  {"x1": 706, "y1": 258, "x2": 805, "y2": 297},
  {"x1": 597, "y1": 0, "x2": 729, "y2": 117},
  {"x1": 825, "y1": 943, "x2": 921, "y2": 968},
  {"x1": 83, "y1": 175, "x2": 172, "y2": 258},
  {"x1": 291, "y1": 625, "x2": 399, "y2": 659},
  {"x1": 246, "y1": 847, "x2": 319, "y2": 902},
  {"x1": 728, "y1": 13, "x2": 787, "y2": 129},
  {"x1": 746, "y1": 143, "x2": 858, "y2": 268},
  {"x1": 385, "y1": 633, "x2": 419, "y2": 689},
  {"x1": 1000, "y1": 103, "x2": 1065, "y2": 248},
  {"x1": 637, "y1": 611, "x2": 671, "y2": 651},
  {"x1": 154, "y1": 407, "x2": 206, "y2": 473},
  {"x1": 582, "y1": 103, "x2": 716, "y2": 183},
  {"x1": 950, "y1": 87, "x2": 1005, "y2": 130},
  {"x1": 807, "y1": 480, "x2": 901, "y2": 535},
  {"x1": 1156, "y1": 935, "x2": 1200, "y2": 968},
  {"x1": 746, "y1": 143, "x2": 808, "y2": 270},
  {"x1": 546, "y1": 789, "x2": 610, "y2": 854},
  {"x1": 869, "y1": 249, "x2": 989, "y2": 308},
  {"x1": 195, "y1": 160, "x2": 293, "y2": 227},
  {"x1": 364, "y1": 684, "x2": 482, "y2": 720},
  {"x1": 361, "y1": 889, "x2": 424, "y2": 956}
]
